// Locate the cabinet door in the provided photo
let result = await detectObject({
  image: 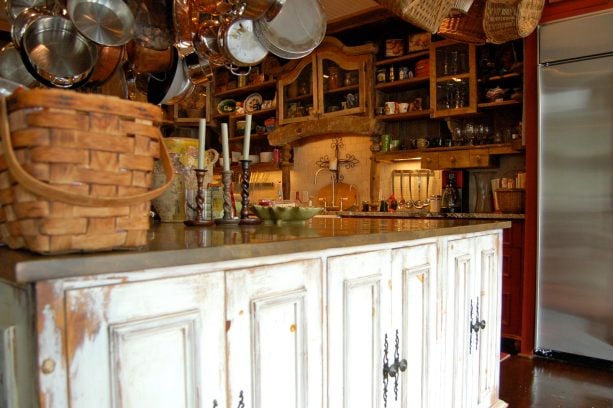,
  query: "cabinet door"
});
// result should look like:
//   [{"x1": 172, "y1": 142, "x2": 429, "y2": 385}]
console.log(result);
[
  {"x1": 278, "y1": 55, "x2": 316, "y2": 125},
  {"x1": 443, "y1": 233, "x2": 503, "y2": 408},
  {"x1": 443, "y1": 236, "x2": 476, "y2": 408},
  {"x1": 225, "y1": 259, "x2": 323, "y2": 408},
  {"x1": 64, "y1": 272, "x2": 226, "y2": 408},
  {"x1": 327, "y1": 249, "x2": 392, "y2": 408},
  {"x1": 391, "y1": 242, "x2": 439, "y2": 408},
  {"x1": 430, "y1": 41, "x2": 477, "y2": 118},
  {"x1": 317, "y1": 50, "x2": 369, "y2": 119},
  {"x1": 473, "y1": 233, "x2": 503, "y2": 408}
]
